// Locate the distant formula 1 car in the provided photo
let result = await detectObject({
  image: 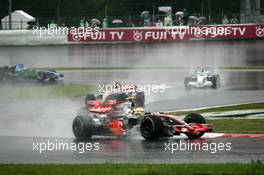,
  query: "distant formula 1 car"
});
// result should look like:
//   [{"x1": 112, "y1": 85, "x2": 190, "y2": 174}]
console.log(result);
[
  {"x1": 184, "y1": 69, "x2": 220, "y2": 90},
  {"x1": 73, "y1": 82, "x2": 212, "y2": 140},
  {"x1": 84, "y1": 82, "x2": 145, "y2": 110},
  {"x1": 0, "y1": 64, "x2": 64, "y2": 84}
]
